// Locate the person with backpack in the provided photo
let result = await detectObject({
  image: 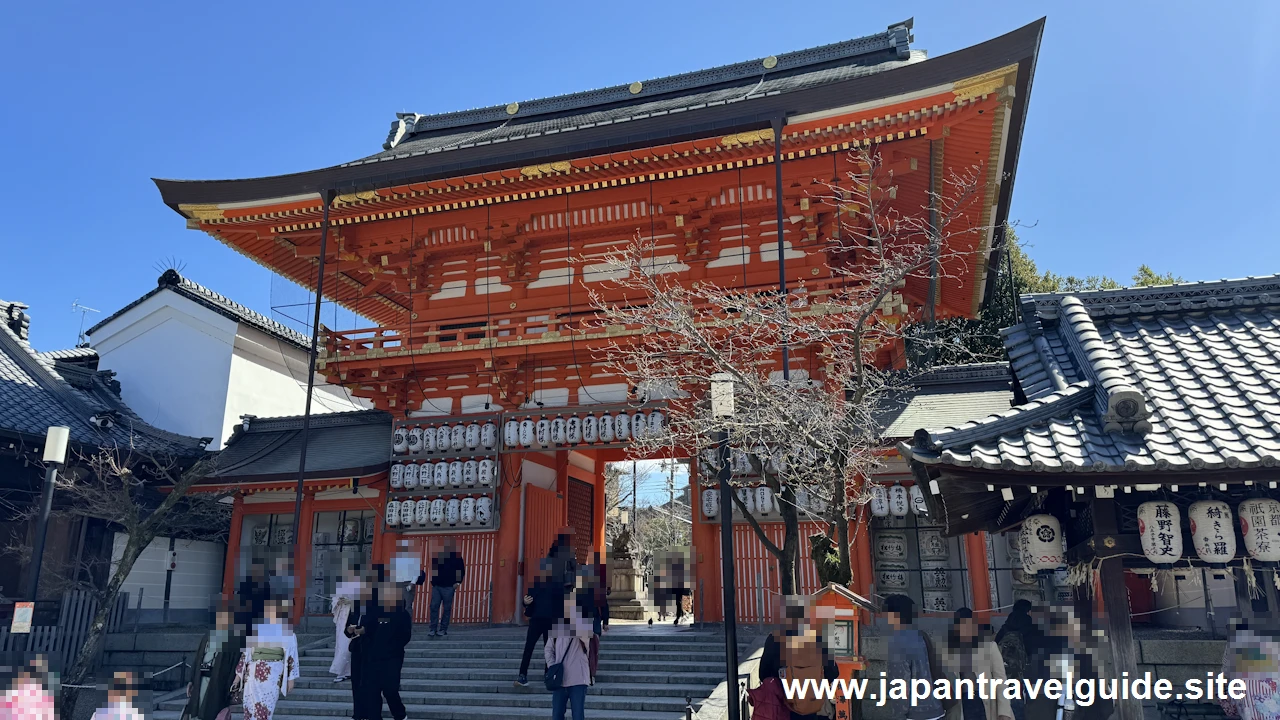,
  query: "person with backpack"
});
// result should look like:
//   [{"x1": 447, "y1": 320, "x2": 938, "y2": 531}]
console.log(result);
[
  {"x1": 942, "y1": 608, "x2": 1013, "y2": 720},
  {"x1": 544, "y1": 594, "x2": 592, "y2": 720},
  {"x1": 754, "y1": 596, "x2": 841, "y2": 720},
  {"x1": 884, "y1": 594, "x2": 948, "y2": 720},
  {"x1": 995, "y1": 600, "x2": 1037, "y2": 720}
]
